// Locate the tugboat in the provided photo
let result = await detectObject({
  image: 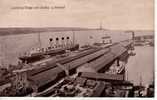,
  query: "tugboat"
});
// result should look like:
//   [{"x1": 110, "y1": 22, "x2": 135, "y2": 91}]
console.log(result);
[{"x1": 19, "y1": 32, "x2": 79, "y2": 64}]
